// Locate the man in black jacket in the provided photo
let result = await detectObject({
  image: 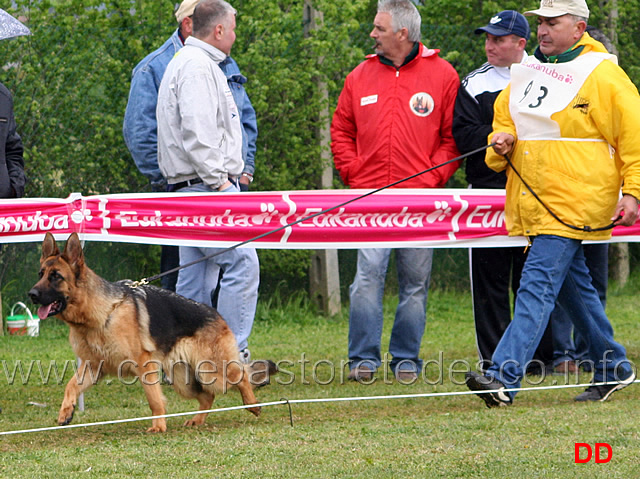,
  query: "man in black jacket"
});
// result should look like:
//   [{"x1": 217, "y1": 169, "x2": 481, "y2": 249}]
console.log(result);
[
  {"x1": 0, "y1": 82, "x2": 25, "y2": 199},
  {"x1": 0, "y1": 82, "x2": 25, "y2": 414},
  {"x1": 452, "y1": 11, "x2": 554, "y2": 373}
]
